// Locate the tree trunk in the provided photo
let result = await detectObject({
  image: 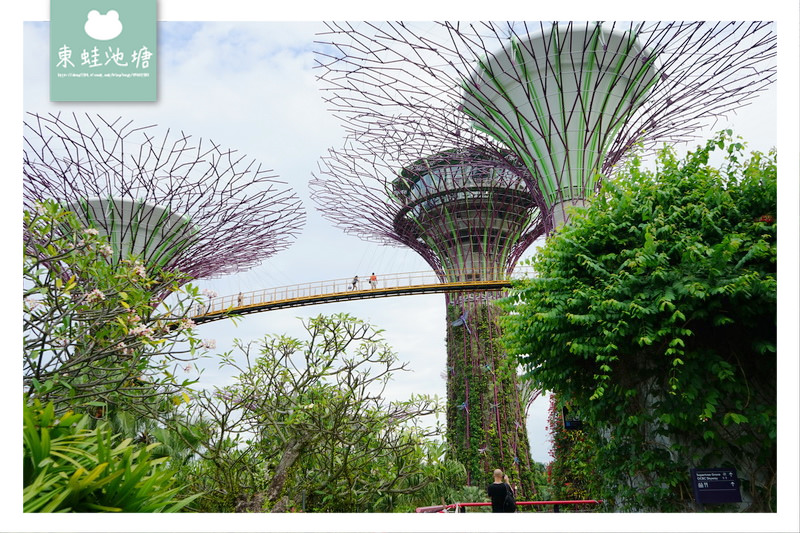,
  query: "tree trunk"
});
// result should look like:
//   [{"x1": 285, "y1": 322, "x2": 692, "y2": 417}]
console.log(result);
[{"x1": 266, "y1": 437, "x2": 307, "y2": 512}]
